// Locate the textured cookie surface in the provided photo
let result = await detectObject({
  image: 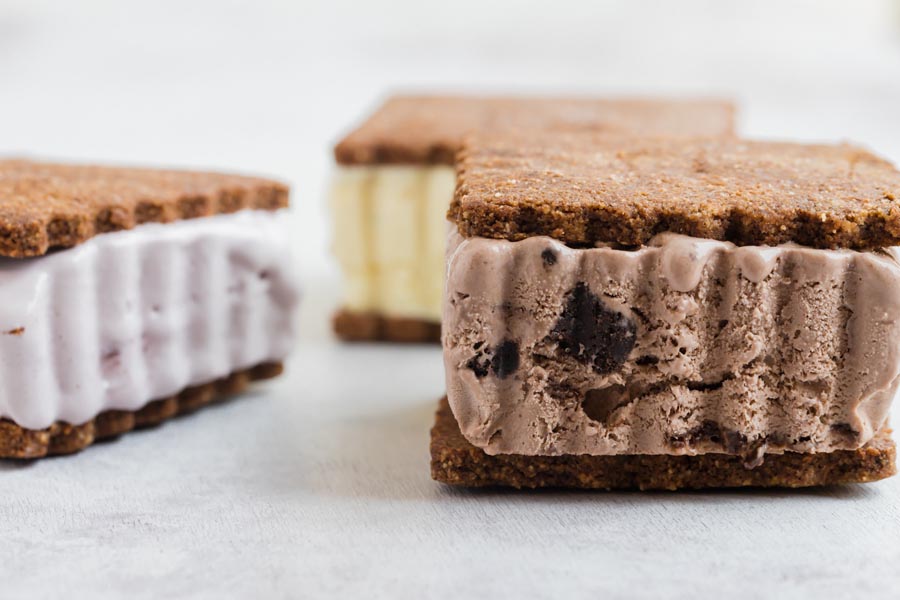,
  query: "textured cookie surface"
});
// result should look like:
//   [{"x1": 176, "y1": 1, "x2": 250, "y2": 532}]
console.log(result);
[
  {"x1": 0, "y1": 362, "x2": 283, "y2": 459},
  {"x1": 0, "y1": 159, "x2": 288, "y2": 257},
  {"x1": 452, "y1": 135, "x2": 900, "y2": 250},
  {"x1": 430, "y1": 398, "x2": 897, "y2": 490},
  {"x1": 333, "y1": 310, "x2": 441, "y2": 343},
  {"x1": 335, "y1": 95, "x2": 736, "y2": 166}
]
